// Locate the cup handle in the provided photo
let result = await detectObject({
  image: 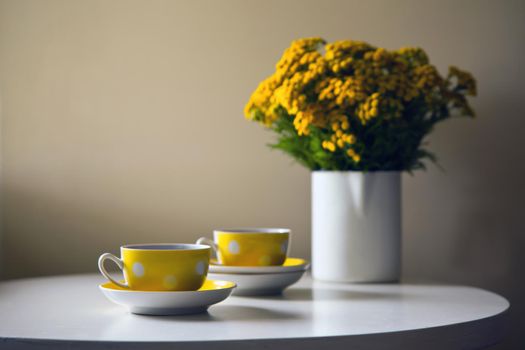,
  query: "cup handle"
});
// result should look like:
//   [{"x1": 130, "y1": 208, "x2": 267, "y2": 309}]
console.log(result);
[
  {"x1": 98, "y1": 253, "x2": 129, "y2": 289},
  {"x1": 196, "y1": 237, "x2": 219, "y2": 263}
]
